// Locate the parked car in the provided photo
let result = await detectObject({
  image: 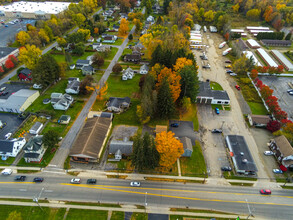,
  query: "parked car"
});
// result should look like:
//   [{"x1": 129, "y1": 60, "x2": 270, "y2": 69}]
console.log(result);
[
  {"x1": 33, "y1": 177, "x2": 44, "y2": 182},
  {"x1": 211, "y1": 129, "x2": 222, "y2": 133},
  {"x1": 0, "y1": 122, "x2": 7, "y2": 129},
  {"x1": 130, "y1": 181, "x2": 141, "y2": 187},
  {"x1": 203, "y1": 64, "x2": 211, "y2": 69},
  {"x1": 70, "y1": 178, "x2": 81, "y2": 184},
  {"x1": 264, "y1": 151, "x2": 274, "y2": 156},
  {"x1": 225, "y1": 65, "x2": 232, "y2": 68},
  {"x1": 226, "y1": 69, "x2": 233, "y2": 73},
  {"x1": 1, "y1": 168, "x2": 12, "y2": 175},
  {"x1": 230, "y1": 73, "x2": 237, "y2": 76},
  {"x1": 87, "y1": 179, "x2": 97, "y2": 184},
  {"x1": 225, "y1": 60, "x2": 232, "y2": 63},
  {"x1": 2, "y1": 91, "x2": 8, "y2": 96},
  {"x1": 260, "y1": 189, "x2": 271, "y2": 195},
  {"x1": 33, "y1": 84, "x2": 42, "y2": 89},
  {"x1": 273, "y1": 169, "x2": 283, "y2": 174},
  {"x1": 215, "y1": 107, "x2": 220, "y2": 115},
  {"x1": 170, "y1": 123, "x2": 179, "y2": 127},
  {"x1": 235, "y1": 85, "x2": 240, "y2": 90},
  {"x1": 14, "y1": 176, "x2": 26, "y2": 181},
  {"x1": 221, "y1": 166, "x2": 232, "y2": 171},
  {"x1": 0, "y1": 87, "x2": 6, "y2": 92},
  {"x1": 287, "y1": 89, "x2": 293, "y2": 93},
  {"x1": 5, "y1": 133, "x2": 12, "y2": 139},
  {"x1": 288, "y1": 91, "x2": 293, "y2": 96}
]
